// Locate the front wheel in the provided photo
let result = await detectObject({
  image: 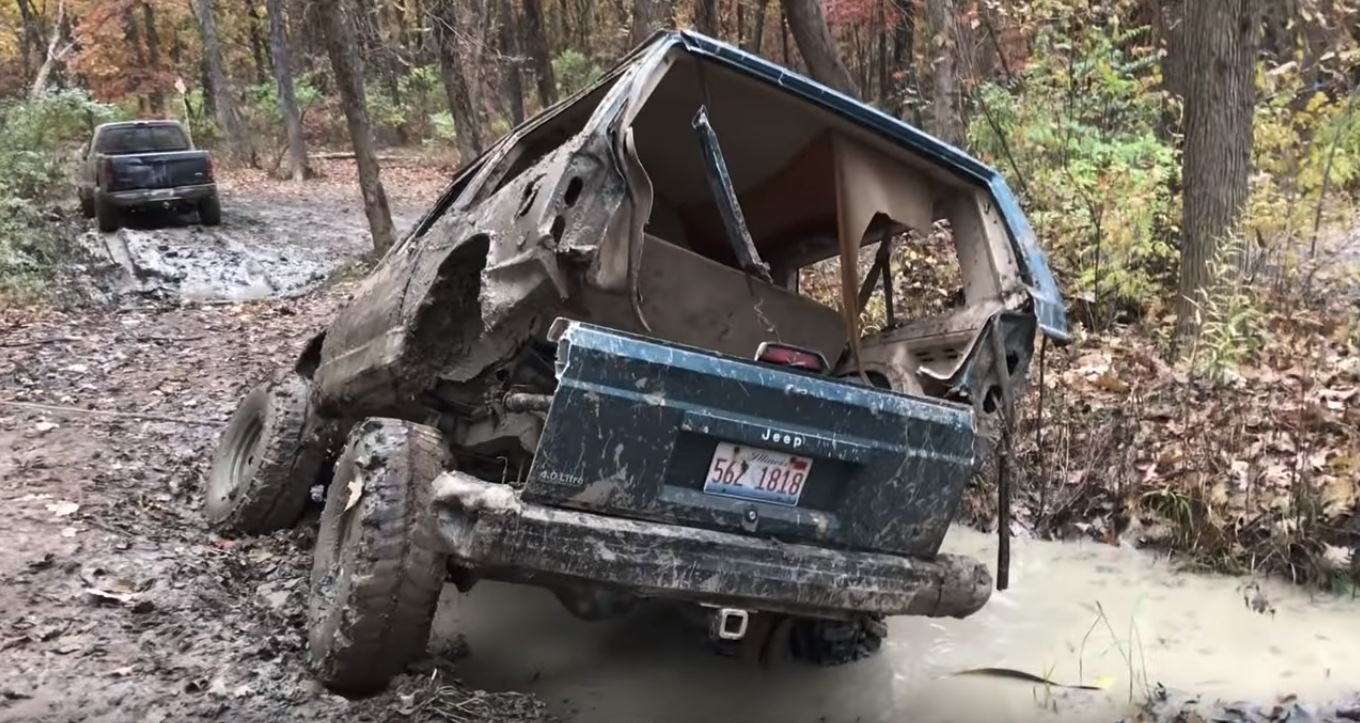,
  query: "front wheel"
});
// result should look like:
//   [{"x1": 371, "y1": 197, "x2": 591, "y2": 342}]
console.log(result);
[
  {"x1": 308, "y1": 418, "x2": 450, "y2": 694},
  {"x1": 79, "y1": 191, "x2": 95, "y2": 219},
  {"x1": 206, "y1": 374, "x2": 324, "y2": 535}
]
